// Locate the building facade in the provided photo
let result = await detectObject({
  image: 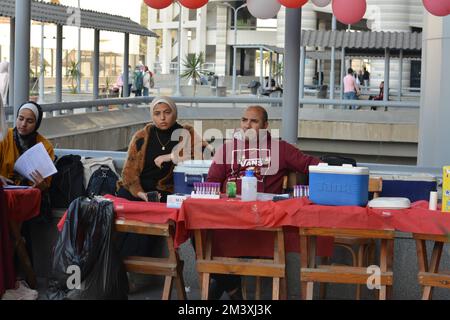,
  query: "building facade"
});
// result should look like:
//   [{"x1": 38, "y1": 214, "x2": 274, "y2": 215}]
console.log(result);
[{"x1": 146, "y1": 0, "x2": 424, "y2": 89}]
